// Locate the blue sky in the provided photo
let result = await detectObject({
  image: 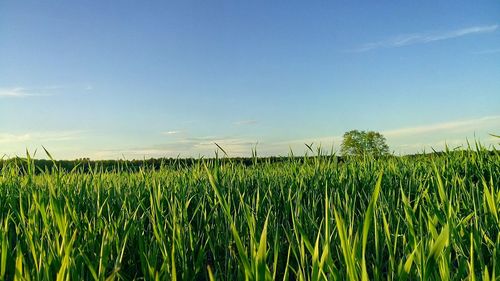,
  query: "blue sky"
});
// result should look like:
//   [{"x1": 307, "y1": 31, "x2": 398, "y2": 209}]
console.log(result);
[{"x1": 1, "y1": 0, "x2": 499, "y2": 159}]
